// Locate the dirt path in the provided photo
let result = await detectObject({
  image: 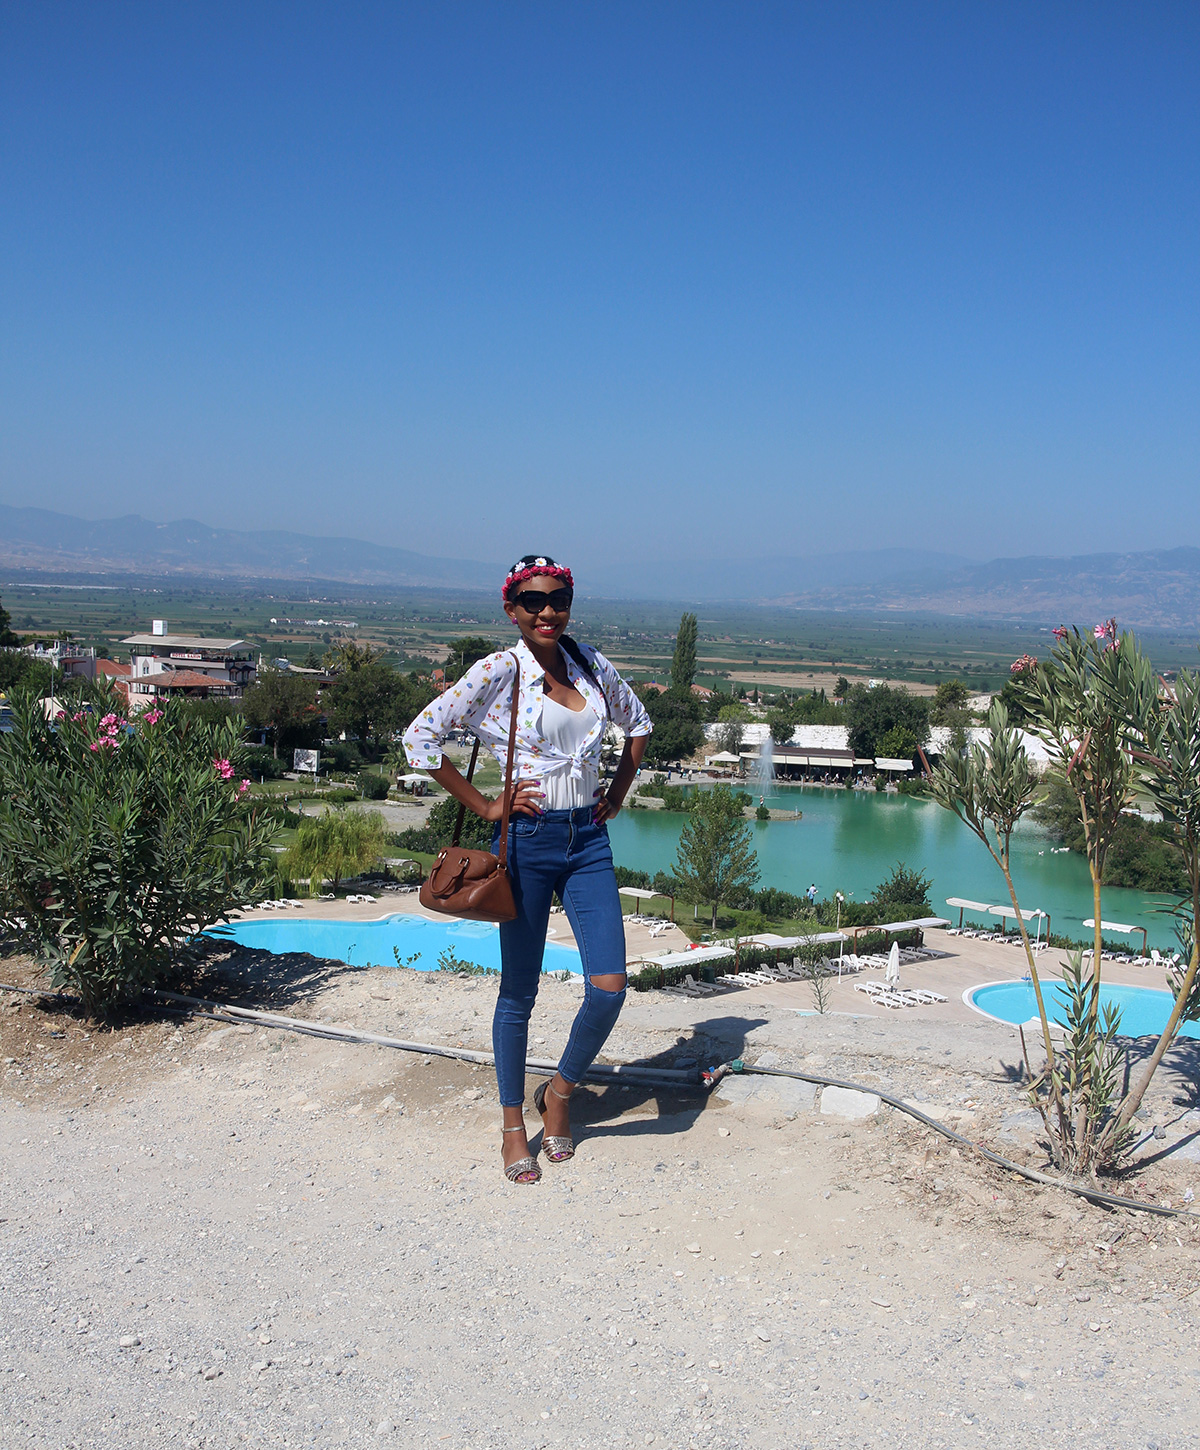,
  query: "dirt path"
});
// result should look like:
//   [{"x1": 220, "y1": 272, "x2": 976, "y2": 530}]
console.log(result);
[{"x1": 2, "y1": 950, "x2": 1198, "y2": 1449}]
